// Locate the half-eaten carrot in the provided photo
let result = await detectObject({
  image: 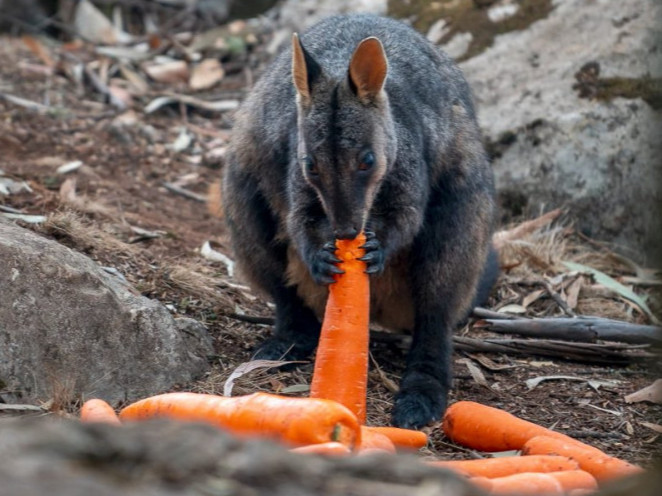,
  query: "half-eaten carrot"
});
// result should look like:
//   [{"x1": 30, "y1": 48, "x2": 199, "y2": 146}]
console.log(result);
[
  {"x1": 442, "y1": 401, "x2": 577, "y2": 451},
  {"x1": 310, "y1": 232, "x2": 370, "y2": 424},
  {"x1": 119, "y1": 392, "x2": 361, "y2": 449},
  {"x1": 522, "y1": 435, "x2": 643, "y2": 485},
  {"x1": 428, "y1": 454, "x2": 579, "y2": 478},
  {"x1": 80, "y1": 398, "x2": 121, "y2": 425}
]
